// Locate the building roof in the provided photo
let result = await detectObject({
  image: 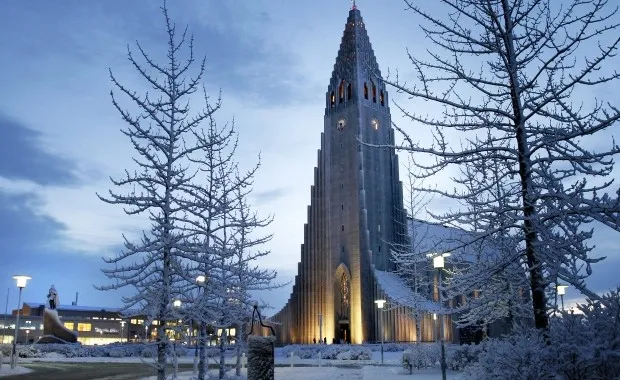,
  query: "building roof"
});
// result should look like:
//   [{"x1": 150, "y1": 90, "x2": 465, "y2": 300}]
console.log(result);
[
  {"x1": 23, "y1": 302, "x2": 122, "y2": 313},
  {"x1": 374, "y1": 269, "x2": 440, "y2": 313}
]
